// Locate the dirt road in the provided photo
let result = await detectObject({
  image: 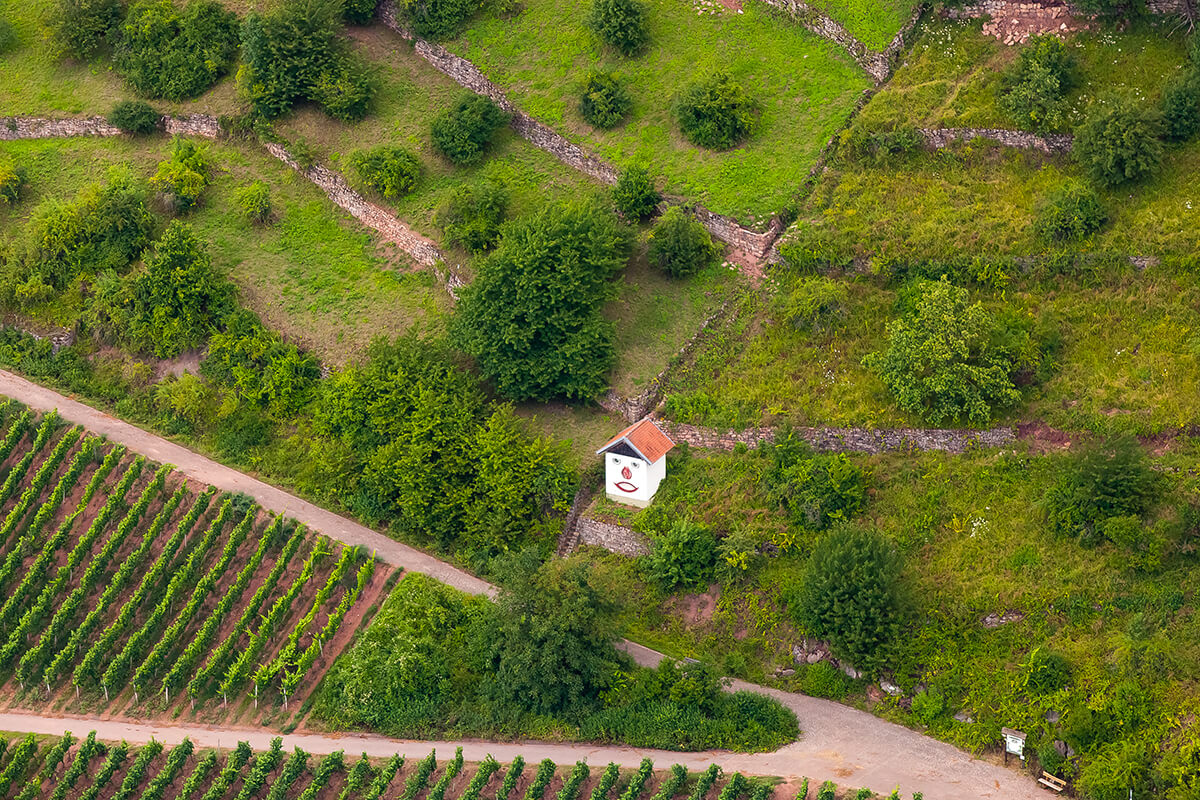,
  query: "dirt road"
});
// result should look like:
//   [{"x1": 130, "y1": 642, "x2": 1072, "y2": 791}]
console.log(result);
[{"x1": 0, "y1": 371, "x2": 1044, "y2": 800}]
